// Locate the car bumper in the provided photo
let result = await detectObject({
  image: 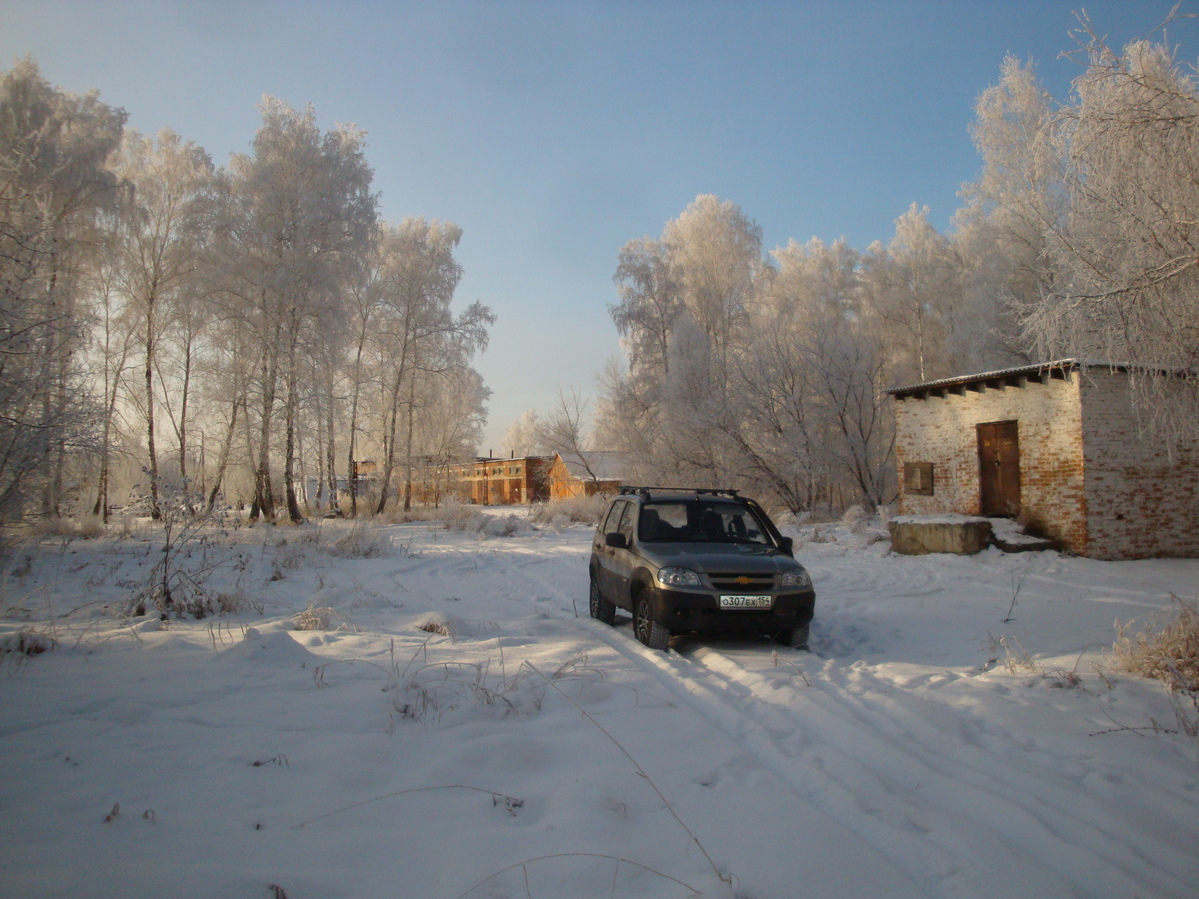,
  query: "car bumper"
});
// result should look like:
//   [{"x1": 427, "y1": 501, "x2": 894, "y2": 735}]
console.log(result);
[{"x1": 652, "y1": 587, "x2": 815, "y2": 634}]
